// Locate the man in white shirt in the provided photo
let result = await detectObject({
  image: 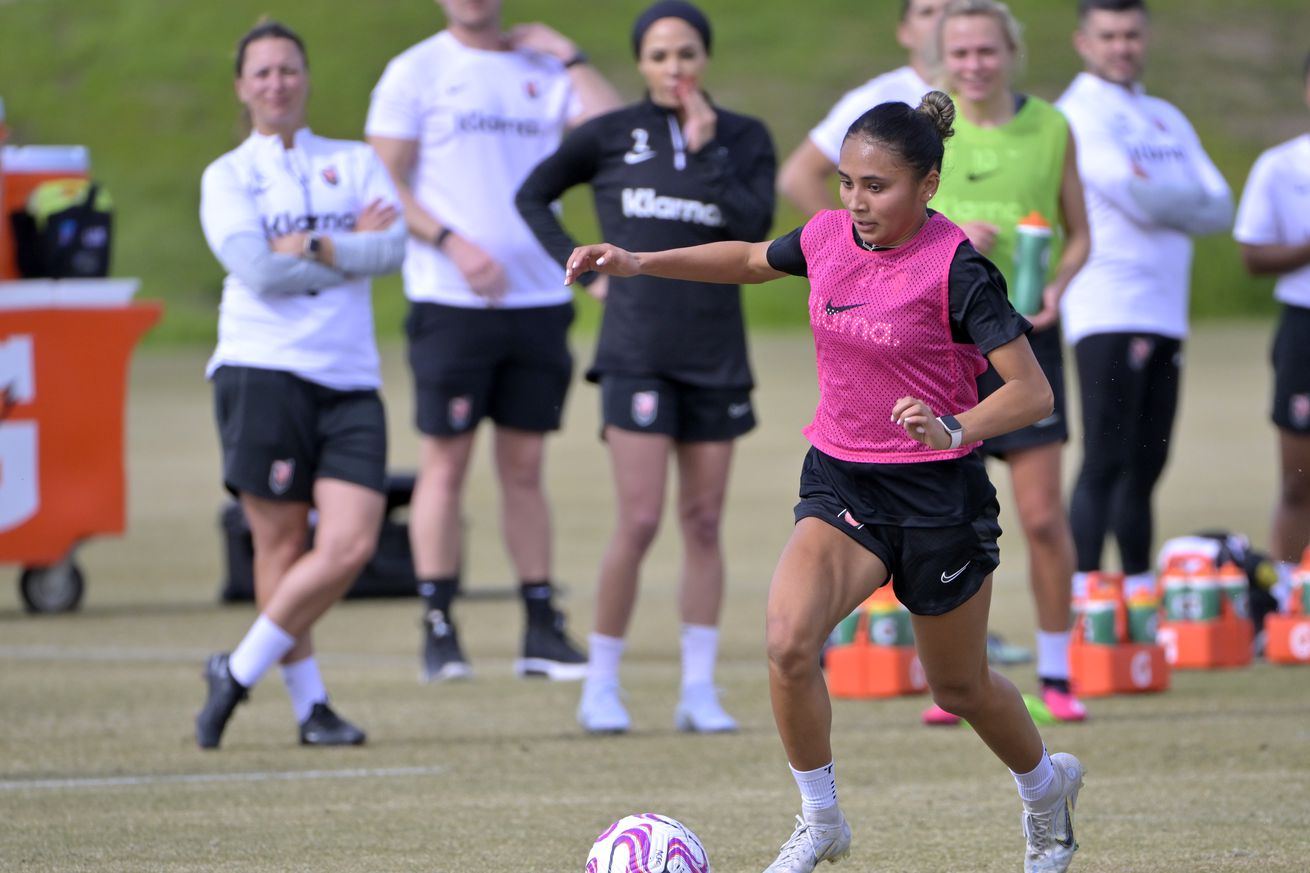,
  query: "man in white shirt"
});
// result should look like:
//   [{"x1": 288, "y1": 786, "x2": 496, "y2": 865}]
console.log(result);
[
  {"x1": 1232, "y1": 51, "x2": 1310, "y2": 612},
  {"x1": 776, "y1": 0, "x2": 942, "y2": 216},
  {"x1": 367, "y1": 0, "x2": 621, "y2": 684},
  {"x1": 1057, "y1": 0, "x2": 1232, "y2": 601}
]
